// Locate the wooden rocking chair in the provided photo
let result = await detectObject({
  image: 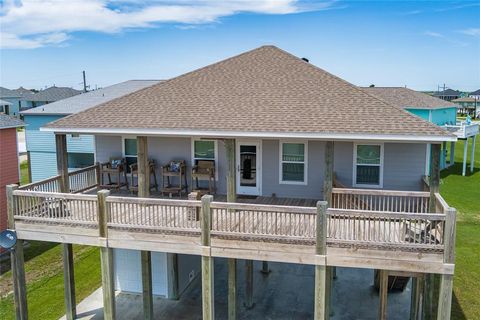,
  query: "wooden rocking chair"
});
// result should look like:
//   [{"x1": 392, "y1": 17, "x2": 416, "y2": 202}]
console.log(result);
[
  {"x1": 100, "y1": 157, "x2": 128, "y2": 190},
  {"x1": 191, "y1": 160, "x2": 216, "y2": 194}
]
